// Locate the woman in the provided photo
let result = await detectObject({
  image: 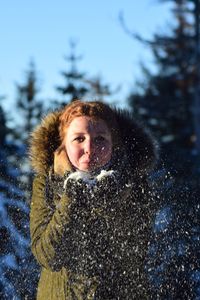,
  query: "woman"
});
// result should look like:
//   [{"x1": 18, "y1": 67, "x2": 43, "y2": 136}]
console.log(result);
[{"x1": 29, "y1": 100, "x2": 158, "y2": 299}]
